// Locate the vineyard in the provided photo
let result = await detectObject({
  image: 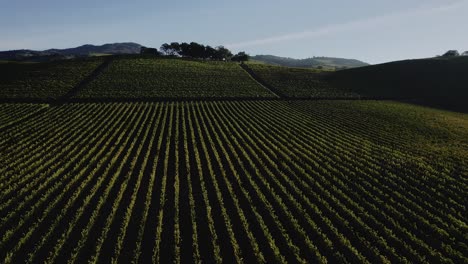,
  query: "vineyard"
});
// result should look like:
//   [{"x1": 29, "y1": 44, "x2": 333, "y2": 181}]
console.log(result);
[
  {"x1": 77, "y1": 58, "x2": 276, "y2": 98},
  {"x1": 0, "y1": 103, "x2": 47, "y2": 130},
  {"x1": 245, "y1": 64, "x2": 359, "y2": 98},
  {"x1": 0, "y1": 58, "x2": 103, "y2": 99},
  {"x1": 1, "y1": 100, "x2": 466, "y2": 263}
]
